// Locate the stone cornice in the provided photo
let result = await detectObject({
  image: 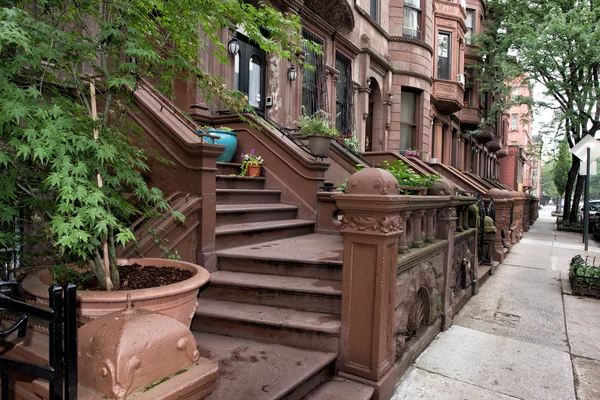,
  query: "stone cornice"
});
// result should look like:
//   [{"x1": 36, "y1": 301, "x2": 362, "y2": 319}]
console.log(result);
[
  {"x1": 392, "y1": 69, "x2": 434, "y2": 85},
  {"x1": 354, "y1": 4, "x2": 388, "y2": 39},
  {"x1": 389, "y1": 36, "x2": 434, "y2": 55}
]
